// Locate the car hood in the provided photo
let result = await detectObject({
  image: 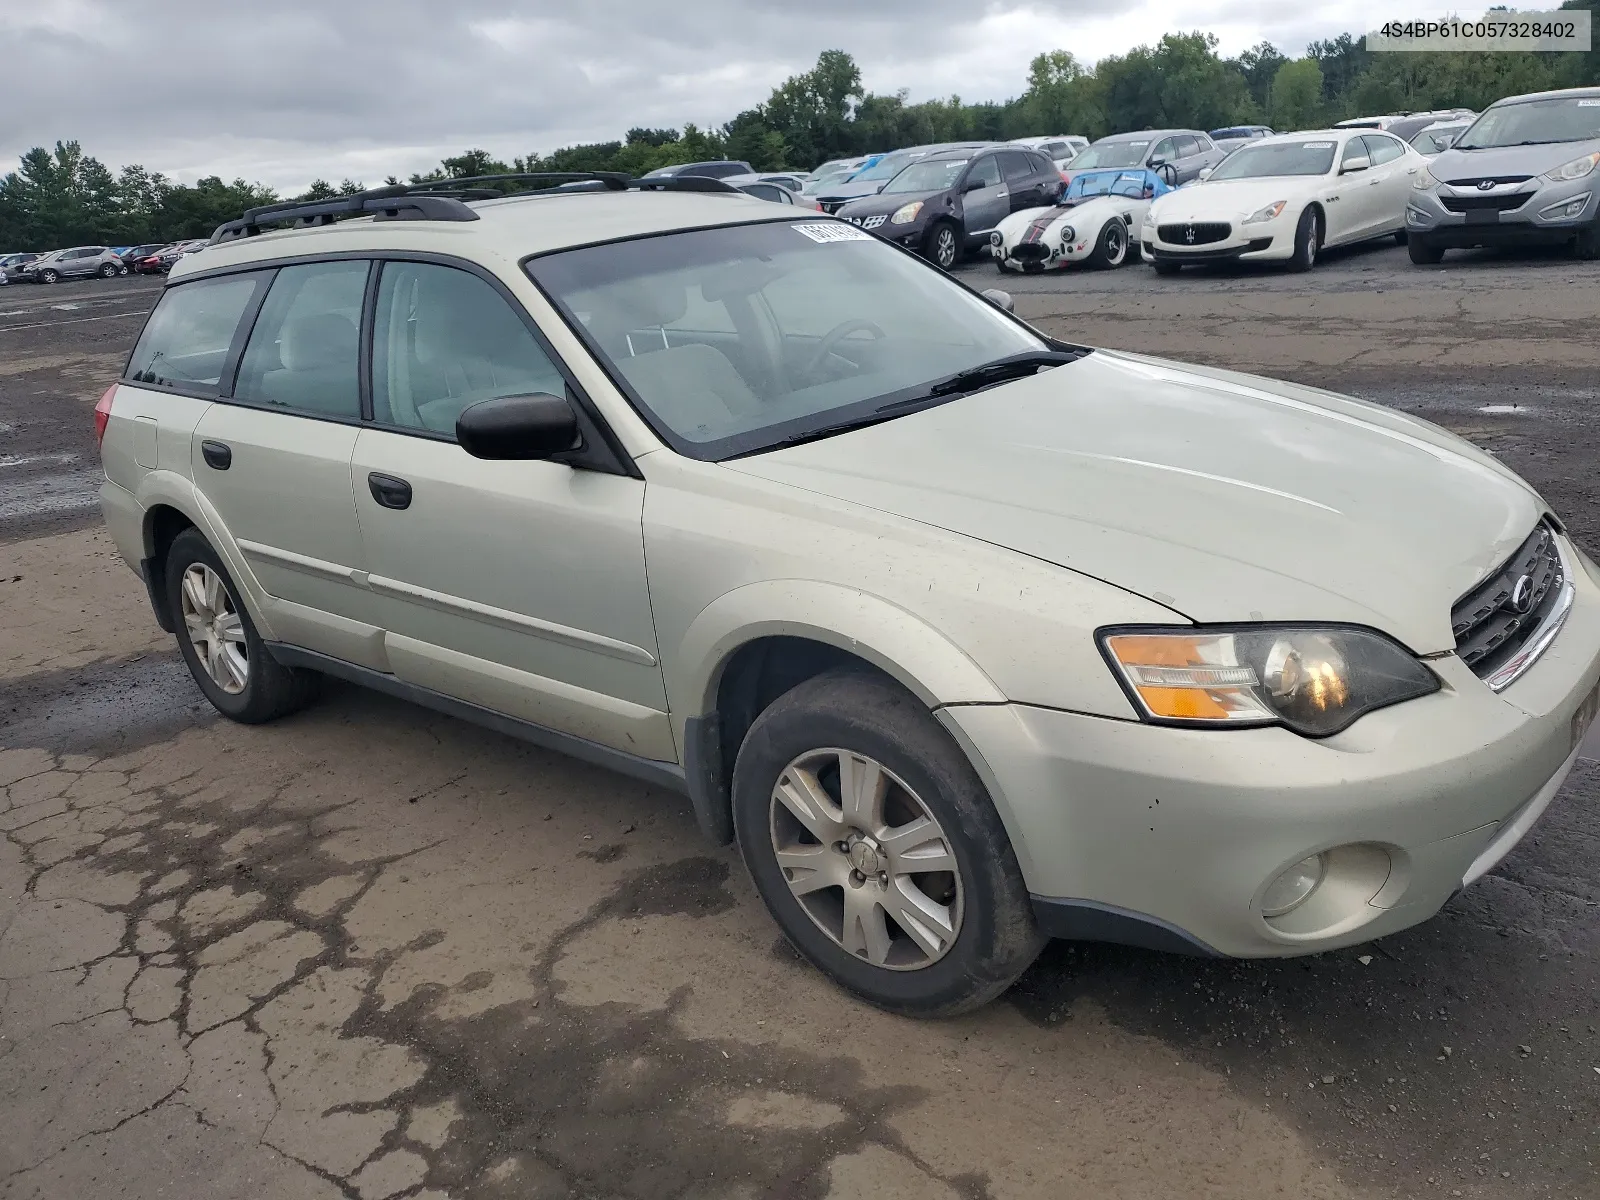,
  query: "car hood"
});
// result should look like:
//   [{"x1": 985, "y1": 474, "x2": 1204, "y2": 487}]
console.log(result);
[
  {"x1": 1149, "y1": 177, "x2": 1322, "y2": 220},
  {"x1": 837, "y1": 189, "x2": 945, "y2": 218},
  {"x1": 725, "y1": 349, "x2": 1544, "y2": 652},
  {"x1": 1429, "y1": 138, "x2": 1600, "y2": 181},
  {"x1": 818, "y1": 179, "x2": 889, "y2": 203}
]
